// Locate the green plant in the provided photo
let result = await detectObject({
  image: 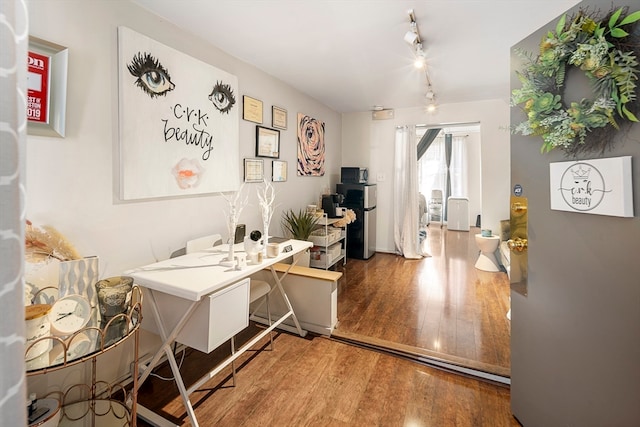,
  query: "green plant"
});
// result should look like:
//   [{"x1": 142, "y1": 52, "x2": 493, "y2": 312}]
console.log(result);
[
  {"x1": 511, "y1": 6, "x2": 640, "y2": 155},
  {"x1": 281, "y1": 209, "x2": 319, "y2": 241}
]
